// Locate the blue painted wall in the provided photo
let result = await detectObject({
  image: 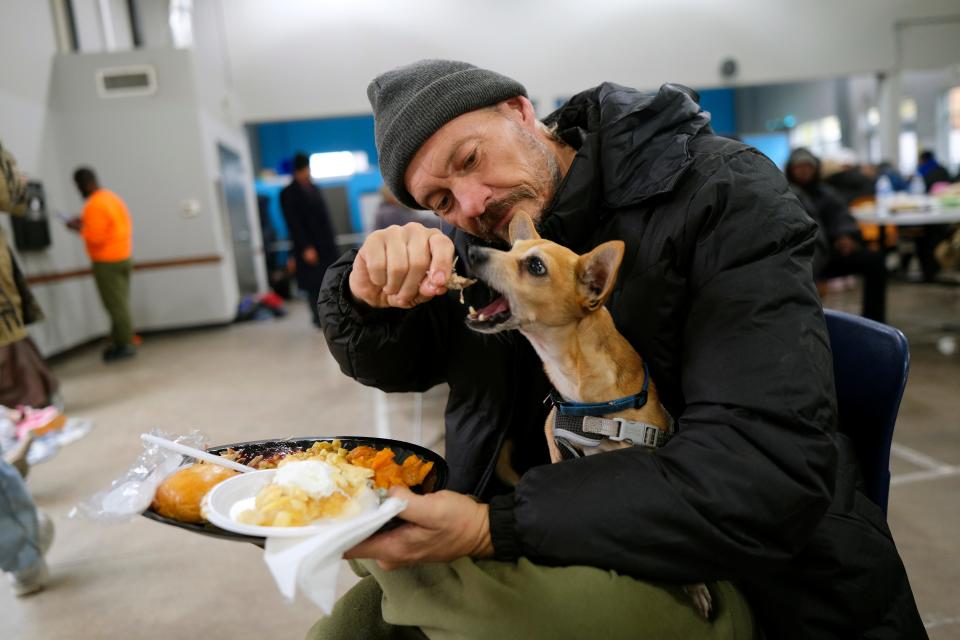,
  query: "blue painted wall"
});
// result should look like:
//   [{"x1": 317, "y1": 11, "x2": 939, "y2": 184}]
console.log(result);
[
  {"x1": 253, "y1": 91, "x2": 738, "y2": 232},
  {"x1": 256, "y1": 172, "x2": 382, "y2": 236},
  {"x1": 741, "y1": 133, "x2": 792, "y2": 170},
  {"x1": 257, "y1": 115, "x2": 378, "y2": 175},
  {"x1": 697, "y1": 88, "x2": 736, "y2": 135},
  {"x1": 255, "y1": 115, "x2": 382, "y2": 233}
]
